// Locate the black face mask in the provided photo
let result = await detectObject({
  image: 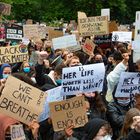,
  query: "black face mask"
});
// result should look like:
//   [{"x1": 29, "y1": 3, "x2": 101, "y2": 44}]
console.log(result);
[{"x1": 94, "y1": 60, "x2": 103, "y2": 63}]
